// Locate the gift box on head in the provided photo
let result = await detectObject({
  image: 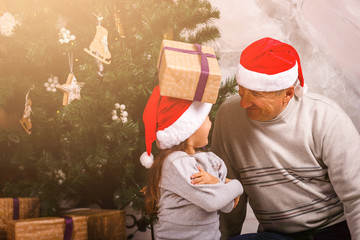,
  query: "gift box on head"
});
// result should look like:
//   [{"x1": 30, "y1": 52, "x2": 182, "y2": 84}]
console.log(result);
[
  {"x1": 157, "y1": 39, "x2": 222, "y2": 103},
  {"x1": 0, "y1": 198, "x2": 40, "y2": 240}
]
